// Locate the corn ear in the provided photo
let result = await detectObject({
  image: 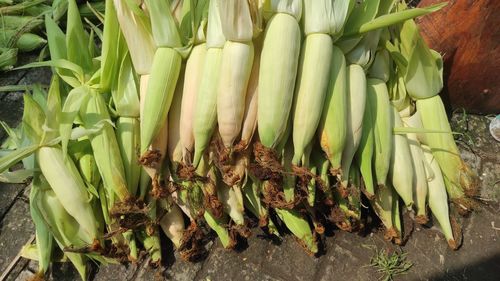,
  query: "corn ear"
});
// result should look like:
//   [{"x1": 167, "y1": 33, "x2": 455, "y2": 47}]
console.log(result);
[
  {"x1": 369, "y1": 78, "x2": 393, "y2": 188},
  {"x1": 217, "y1": 40, "x2": 254, "y2": 148},
  {"x1": 80, "y1": 89, "x2": 130, "y2": 201},
  {"x1": 402, "y1": 114, "x2": 428, "y2": 222},
  {"x1": 416, "y1": 95, "x2": 478, "y2": 208},
  {"x1": 354, "y1": 85, "x2": 375, "y2": 197},
  {"x1": 258, "y1": 12, "x2": 301, "y2": 149},
  {"x1": 292, "y1": 33, "x2": 332, "y2": 164},
  {"x1": 29, "y1": 173, "x2": 53, "y2": 276},
  {"x1": 193, "y1": 47, "x2": 223, "y2": 167},
  {"x1": 116, "y1": 117, "x2": 140, "y2": 195},
  {"x1": 340, "y1": 64, "x2": 366, "y2": 188},
  {"x1": 389, "y1": 106, "x2": 414, "y2": 207},
  {"x1": 318, "y1": 46, "x2": 347, "y2": 172},
  {"x1": 422, "y1": 145, "x2": 457, "y2": 249},
  {"x1": 178, "y1": 43, "x2": 206, "y2": 163},
  {"x1": 37, "y1": 146, "x2": 99, "y2": 242},
  {"x1": 141, "y1": 48, "x2": 182, "y2": 154}
]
